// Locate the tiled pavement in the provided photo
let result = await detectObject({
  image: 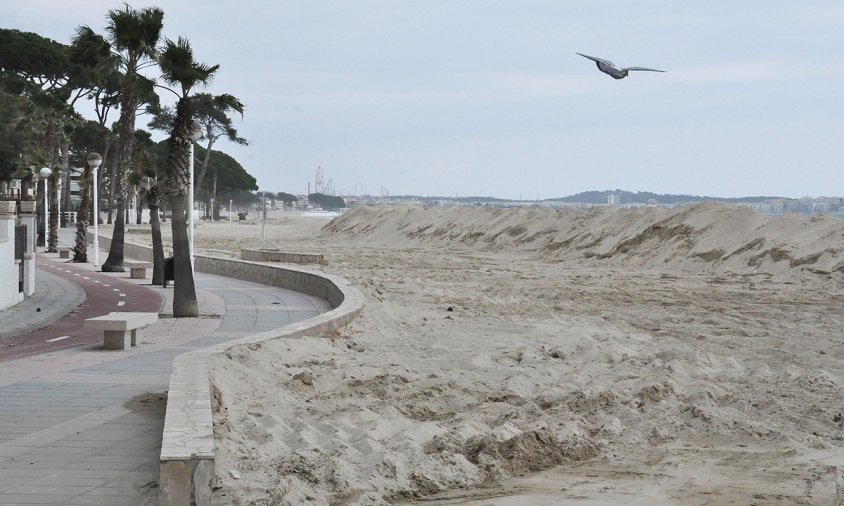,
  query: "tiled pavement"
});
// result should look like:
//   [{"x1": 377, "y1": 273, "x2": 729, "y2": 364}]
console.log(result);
[{"x1": 0, "y1": 235, "x2": 331, "y2": 505}]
